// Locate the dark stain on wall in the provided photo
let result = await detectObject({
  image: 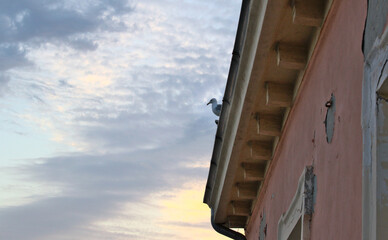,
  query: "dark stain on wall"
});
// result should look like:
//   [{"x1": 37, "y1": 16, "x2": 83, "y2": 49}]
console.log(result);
[{"x1": 324, "y1": 94, "x2": 336, "y2": 143}]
